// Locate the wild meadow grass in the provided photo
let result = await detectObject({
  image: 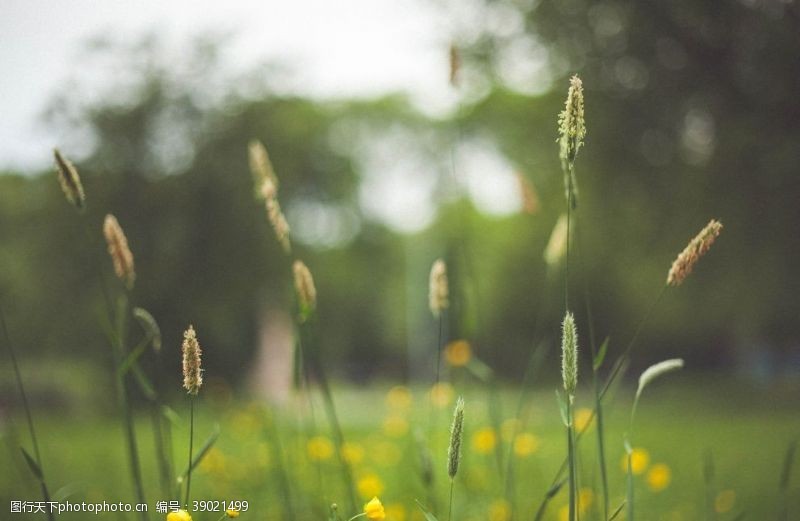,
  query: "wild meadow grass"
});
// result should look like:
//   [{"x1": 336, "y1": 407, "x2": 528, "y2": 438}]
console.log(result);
[{"x1": 0, "y1": 74, "x2": 797, "y2": 521}]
